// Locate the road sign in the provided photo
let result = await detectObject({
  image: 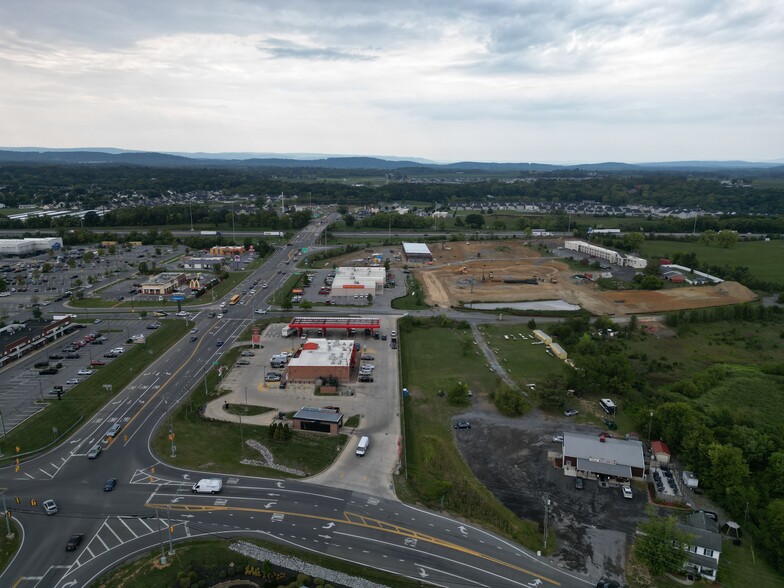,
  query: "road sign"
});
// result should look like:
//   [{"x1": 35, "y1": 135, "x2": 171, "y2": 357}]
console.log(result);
[
  {"x1": 171, "y1": 295, "x2": 186, "y2": 301},
  {"x1": 301, "y1": 247, "x2": 308, "y2": 253}
]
